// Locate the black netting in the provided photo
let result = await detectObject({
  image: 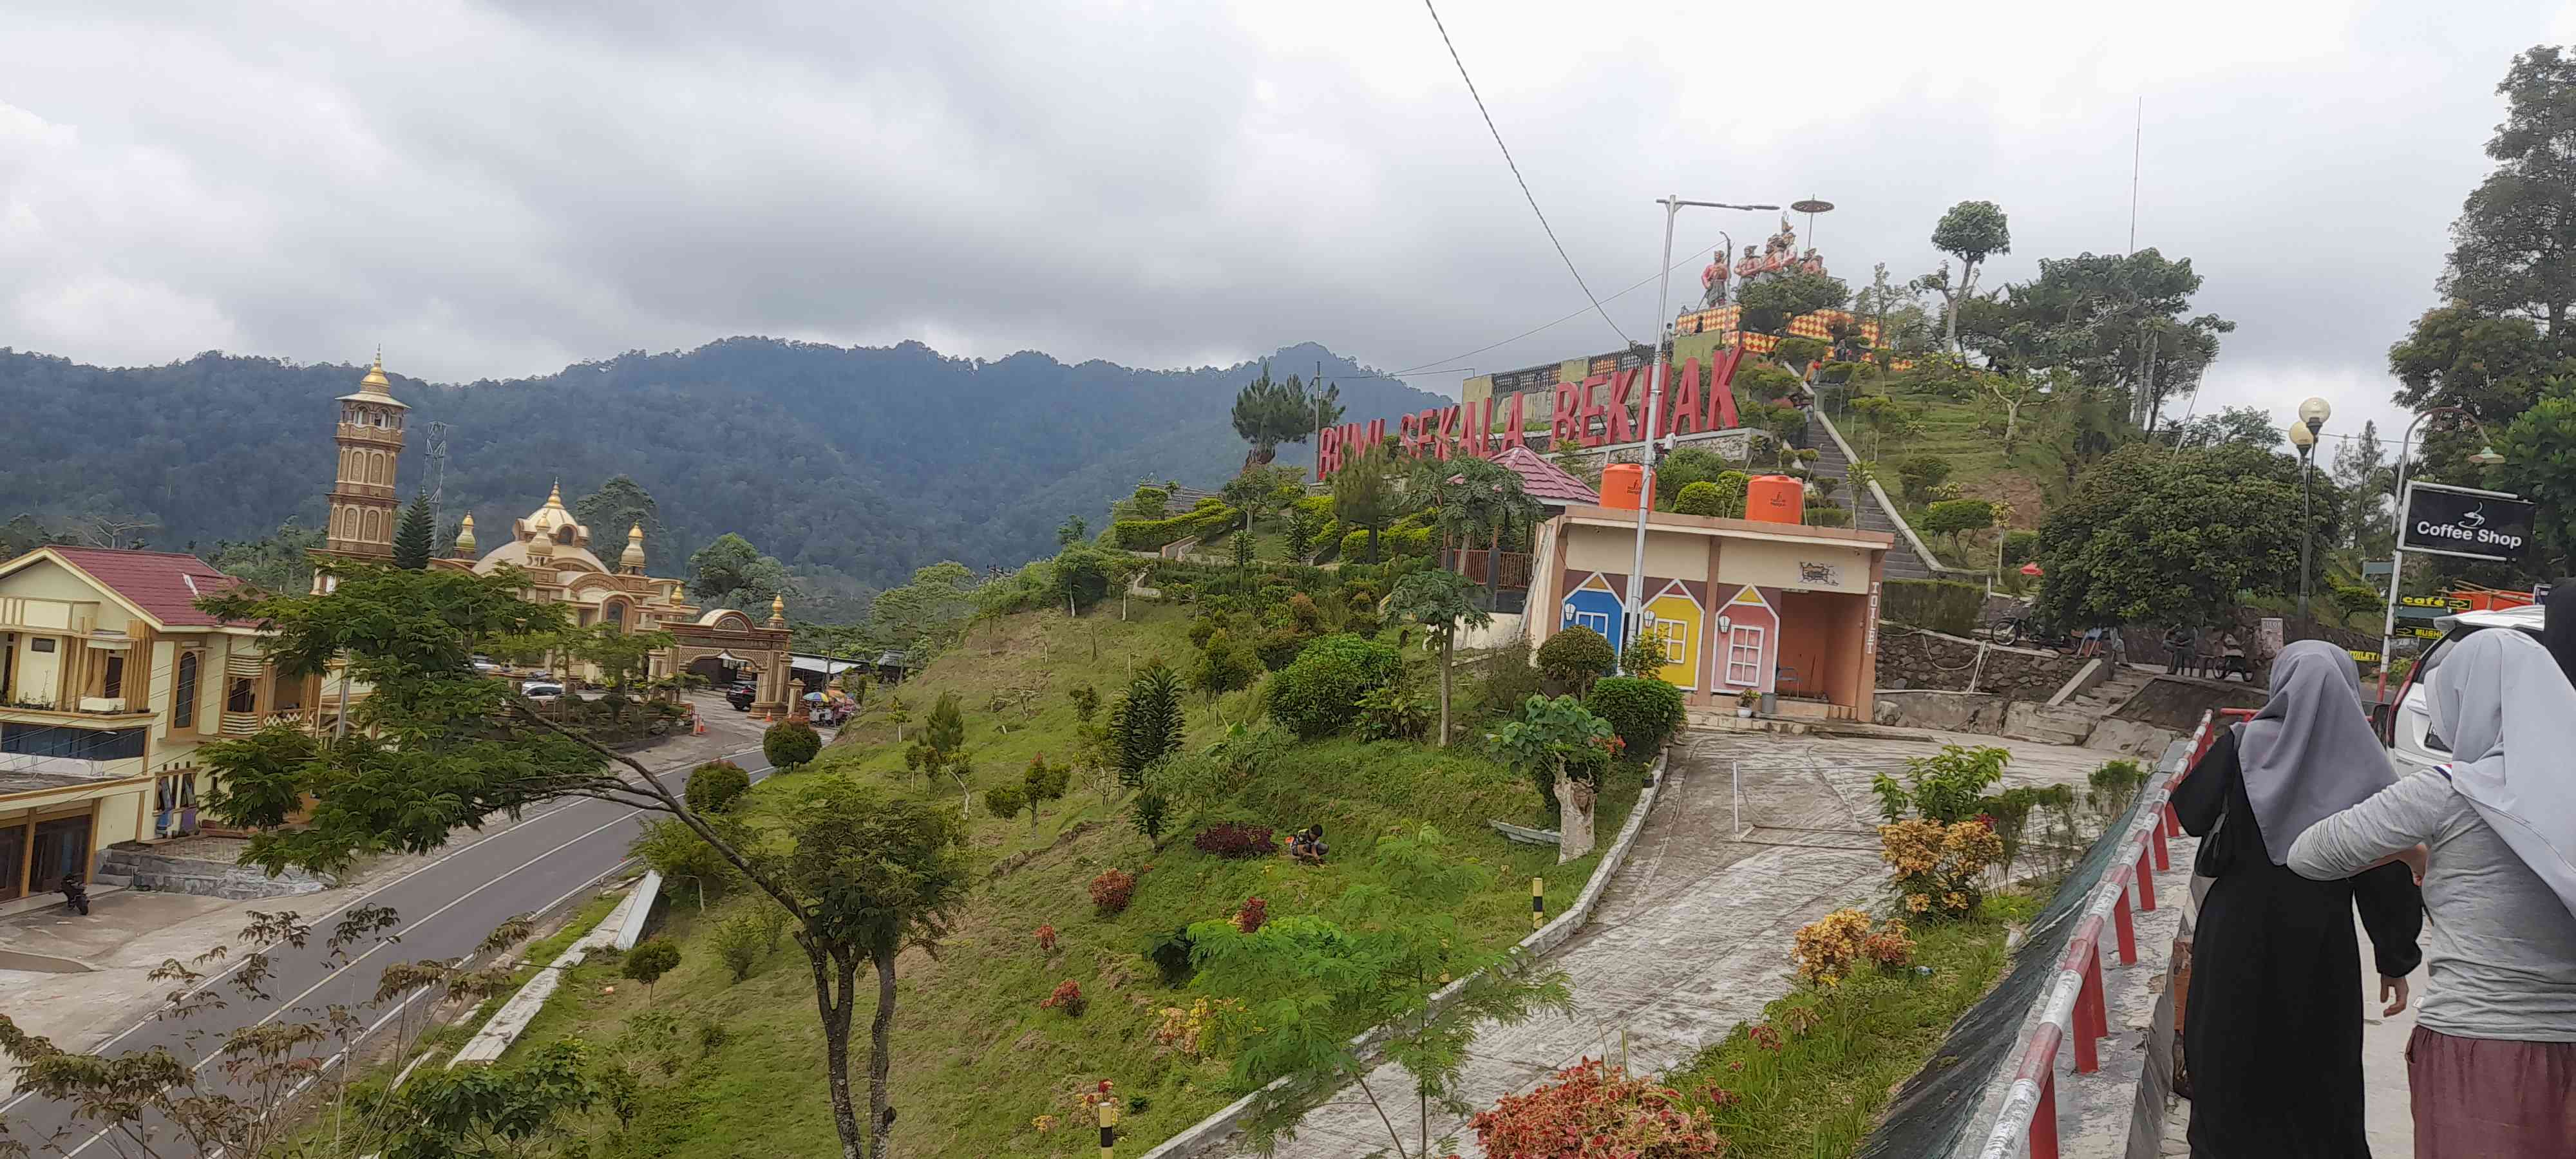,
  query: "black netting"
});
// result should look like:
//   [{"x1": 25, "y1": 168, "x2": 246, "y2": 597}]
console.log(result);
[{"x1": 1855, "y1": 777, "x2": 2158, "y2": 1159}]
